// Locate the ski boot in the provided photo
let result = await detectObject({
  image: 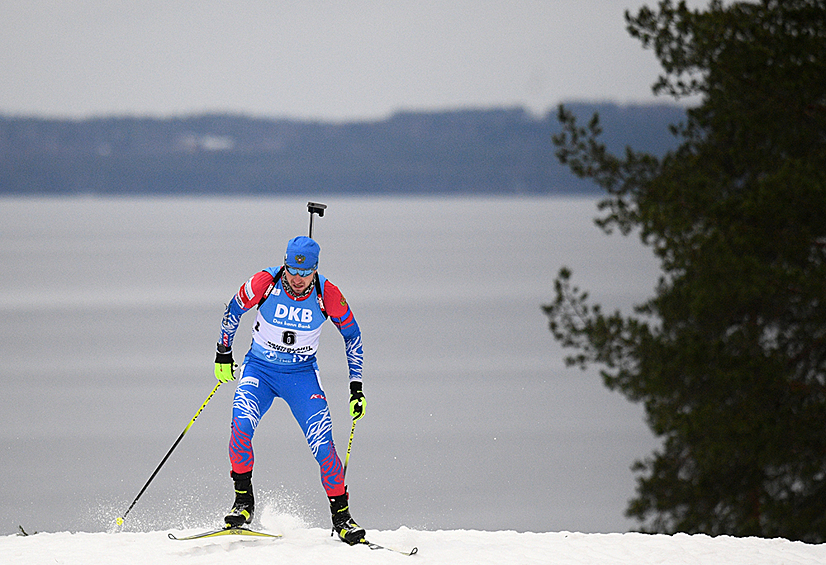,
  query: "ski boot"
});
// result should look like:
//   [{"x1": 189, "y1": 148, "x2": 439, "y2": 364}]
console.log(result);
[
  {"x1": 224, "y1": 471, "x2": 254, "y2": 528},
  {"x1": 329, "y1": 489, "x2": 366, "y2": 545}
]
